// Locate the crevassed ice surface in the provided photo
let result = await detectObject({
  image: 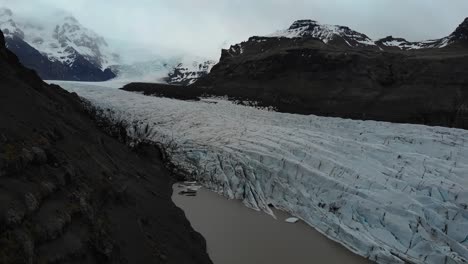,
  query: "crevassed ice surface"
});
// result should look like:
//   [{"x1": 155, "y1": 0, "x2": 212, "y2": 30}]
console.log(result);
[{"x1": 56, "y1": 81, "x2": 468, "y2": 264}]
